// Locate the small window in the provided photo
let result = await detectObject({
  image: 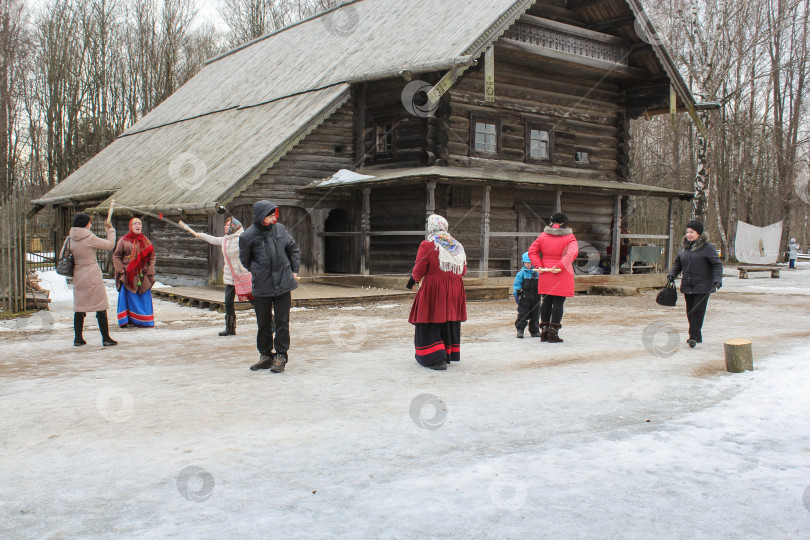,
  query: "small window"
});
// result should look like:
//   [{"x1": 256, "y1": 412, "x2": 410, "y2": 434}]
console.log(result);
[
  {"x1": 529, "y1": 129, "x2": 549, "y2": 159},
  {"x1": 475, "y1": 122, "x2": 497, "y2": 153},
  {"x1": 575, "y1": 151, "x2": 590, "y2": 164},
  {"x1": 376, "y1": 123, "x2": 393, "y2": 154},
  {"x1": 470, "y1": 115, "x2": 500, "y2": 158}
]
